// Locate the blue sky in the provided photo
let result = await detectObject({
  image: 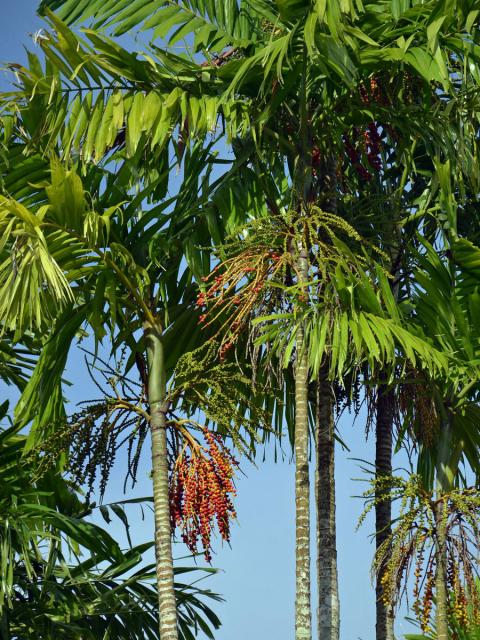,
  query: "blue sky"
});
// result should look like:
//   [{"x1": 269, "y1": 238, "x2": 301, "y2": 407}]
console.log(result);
[{"x1": 0, "y1": 3, "x2": 416, "y2": 638}]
